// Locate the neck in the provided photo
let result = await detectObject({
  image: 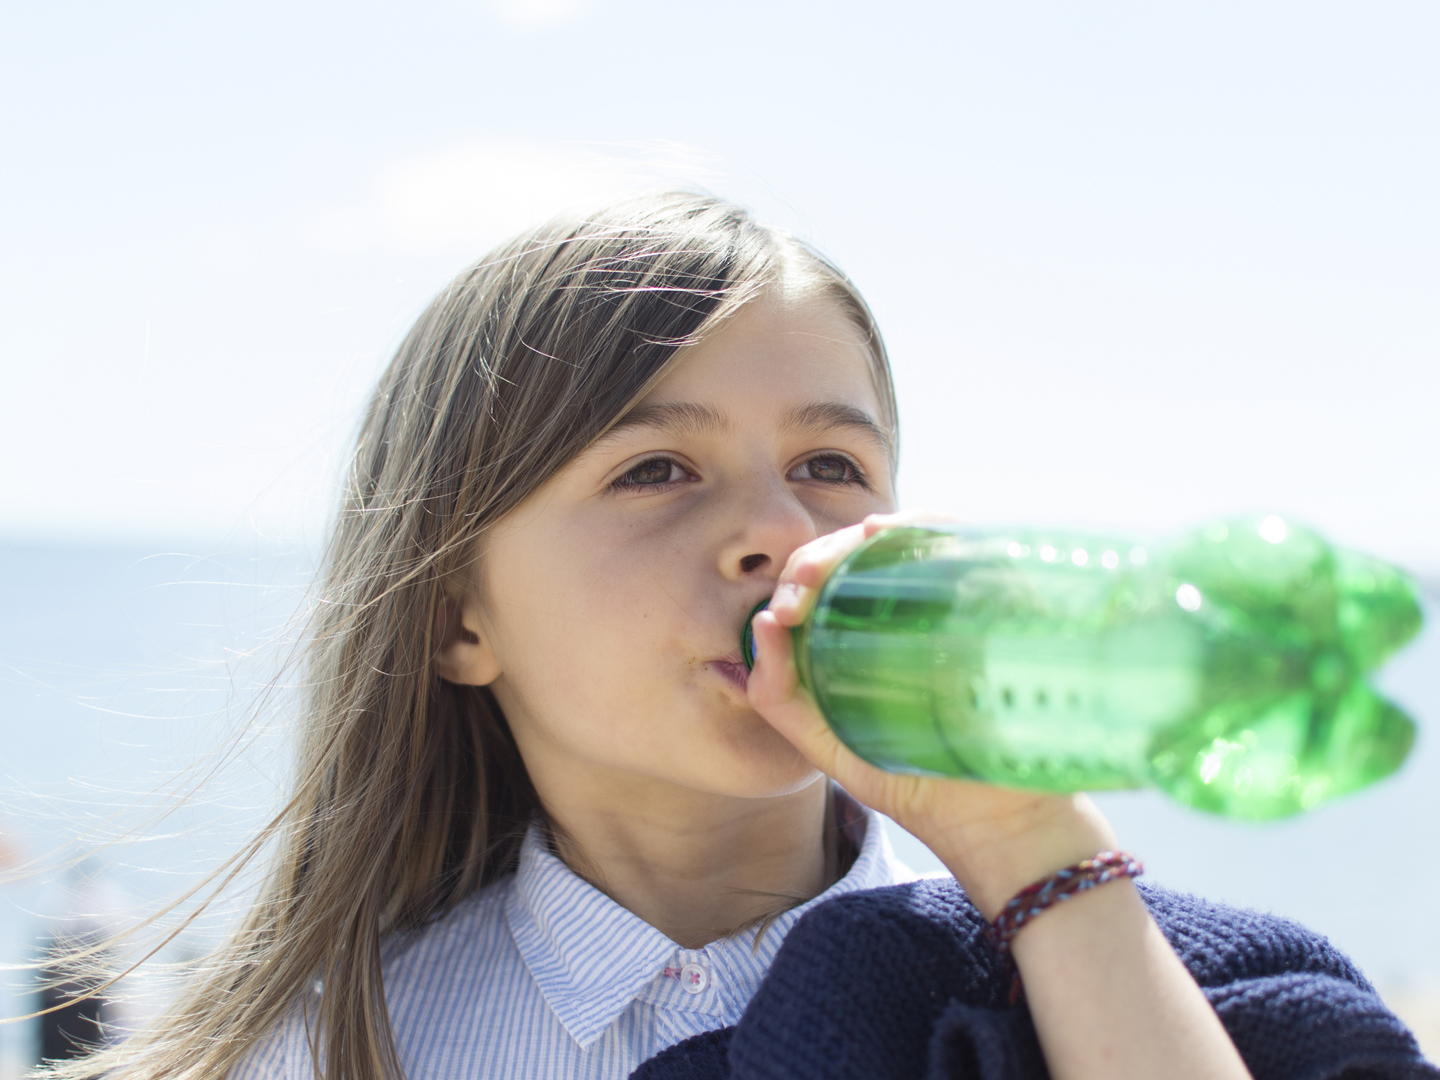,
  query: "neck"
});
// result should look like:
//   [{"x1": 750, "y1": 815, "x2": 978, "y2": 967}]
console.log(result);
[{"x1": 538, "y1": 774, "x2": 833, "y2": 949}]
